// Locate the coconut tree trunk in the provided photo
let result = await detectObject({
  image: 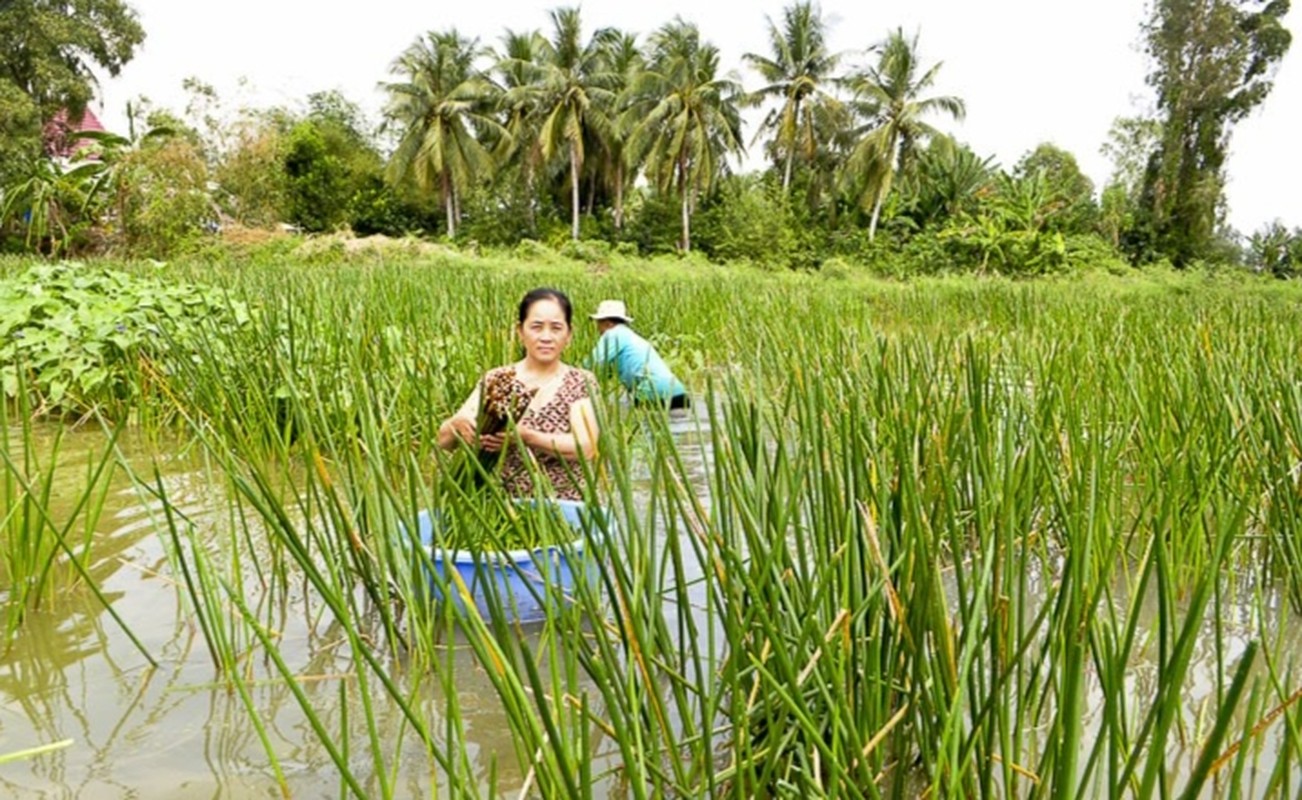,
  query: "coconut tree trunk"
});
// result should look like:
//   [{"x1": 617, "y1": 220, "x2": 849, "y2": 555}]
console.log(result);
[
  {"x1": 677, "y1": 156, "x2": 691, "y2": 253},
  {"x1": 867, "y1": 147, "x2": 901, "y2": 242},
  {"x1": 570, "y1": 139, "x2": 581, "y2": 240},
  {"x1": 681, "y1": 190, "x2": 691, "y2": 253},
  {"x1": 614, "y1": 161, "x2": 625, "y2": 231},
  {"x1": 868, "y1": 191, "x2": 883, "y2": 241},
  {"x1": 524, "y1": 161, "x2": 537, "y2": 234},
  {"x1": 781, "y1": 98, "x2": 801, "y2": 194},
  {"x1": 442, "y1": 169, "x2": 455, "y2": 238}
]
